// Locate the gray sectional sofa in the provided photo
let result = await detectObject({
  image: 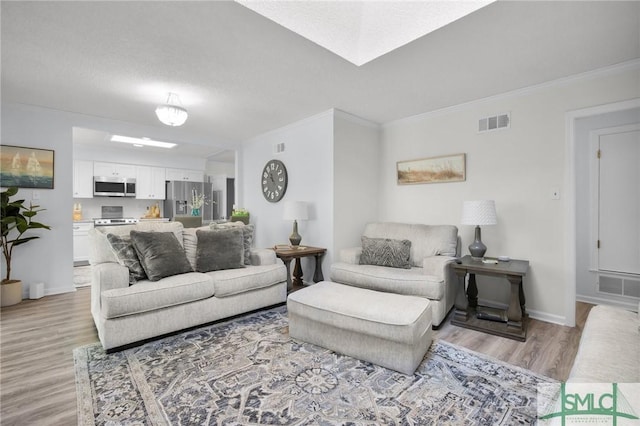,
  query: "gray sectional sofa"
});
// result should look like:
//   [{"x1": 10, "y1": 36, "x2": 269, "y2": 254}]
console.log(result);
[
  {"x1": 330, "y1": 222, "x2": 459, "y2": 327},
  {"x1": 88, "y1": 221, "x2": 287, "y2": 351}
]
